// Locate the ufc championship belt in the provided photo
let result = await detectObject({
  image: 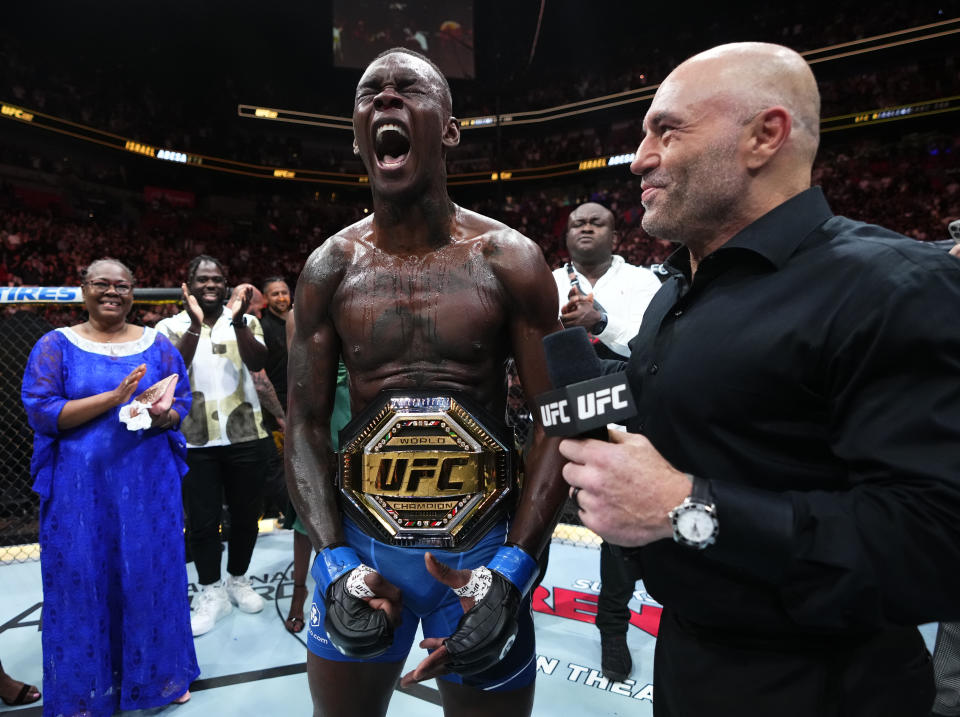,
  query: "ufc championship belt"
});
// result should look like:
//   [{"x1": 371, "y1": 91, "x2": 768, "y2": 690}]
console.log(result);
[{"x1": 338, "y1": 390, "x2": 518, "y2": 551}]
